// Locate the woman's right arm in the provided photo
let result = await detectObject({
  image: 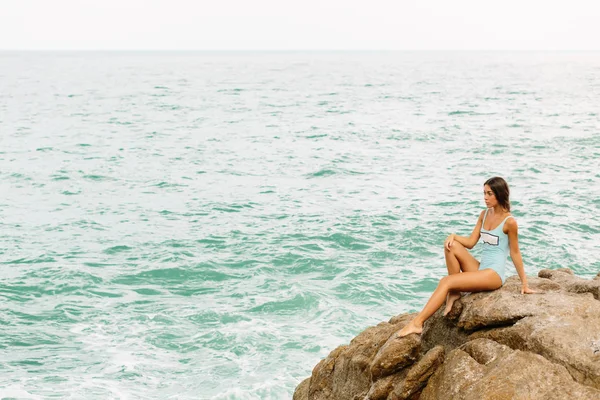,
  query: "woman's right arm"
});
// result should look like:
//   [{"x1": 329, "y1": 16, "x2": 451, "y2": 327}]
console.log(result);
[{"x1": 445, "y1": 210, "x2": 485, "y2": 249}]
